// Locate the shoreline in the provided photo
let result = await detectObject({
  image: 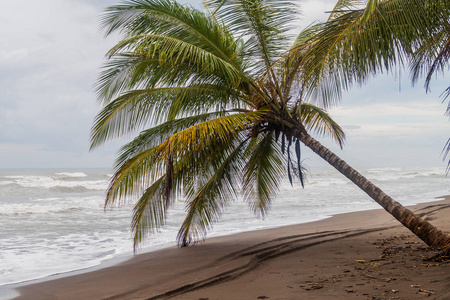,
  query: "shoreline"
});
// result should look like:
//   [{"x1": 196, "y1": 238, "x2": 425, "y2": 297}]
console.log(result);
[
  {"x1": 3, "y1": 195, "x2": 444, "y2": 287},
  {"x1": 11, "y1": 196, "x2": 450, "y2": 300},
  {"x1": 4, "y1": 195, "x2": 447, "y2": 288}
]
